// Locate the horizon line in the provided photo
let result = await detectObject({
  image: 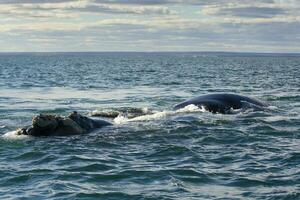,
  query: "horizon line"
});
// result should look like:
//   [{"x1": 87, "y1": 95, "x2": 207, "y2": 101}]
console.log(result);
[{"x1": 0, "y1": 51, "x2": 300, "y2": 55}]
